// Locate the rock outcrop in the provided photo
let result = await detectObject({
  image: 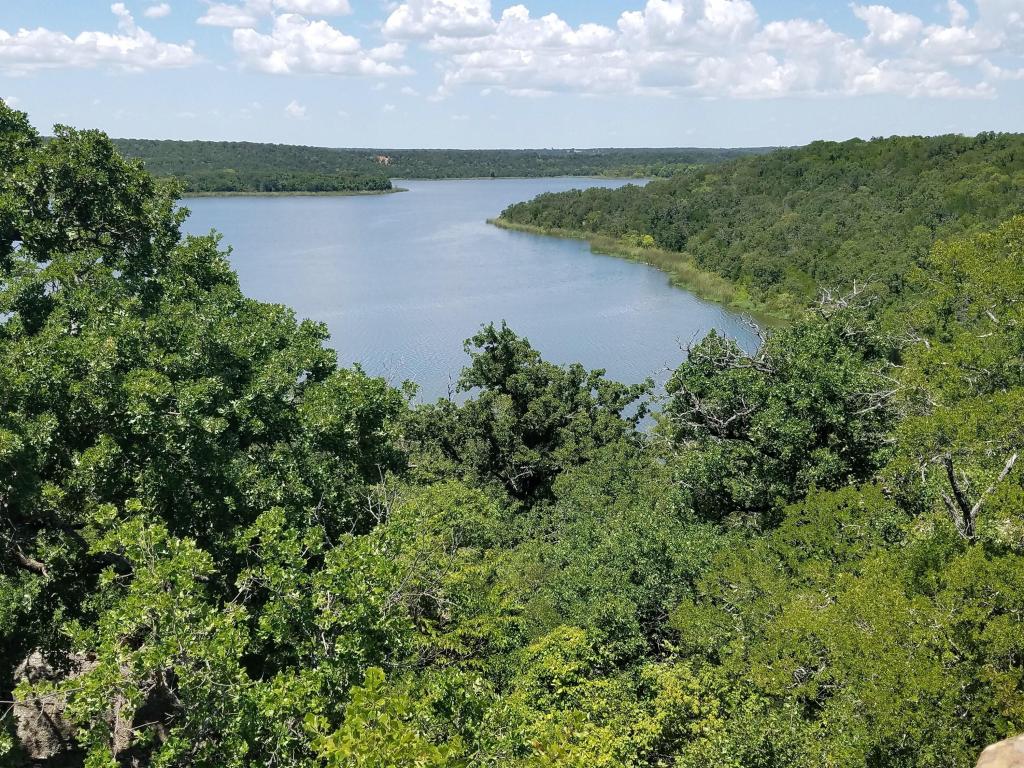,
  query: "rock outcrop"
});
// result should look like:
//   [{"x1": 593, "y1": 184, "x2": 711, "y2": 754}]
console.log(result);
[
  {"x1": 978, "y1": 735, "x2": 1024, "y2": 768},
  {"x1": 11, "y1": 651, "x2": 95, "y2": 764},
  {"x1": 11, "y1": 651, "x2": 181, "y2": 765}
]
